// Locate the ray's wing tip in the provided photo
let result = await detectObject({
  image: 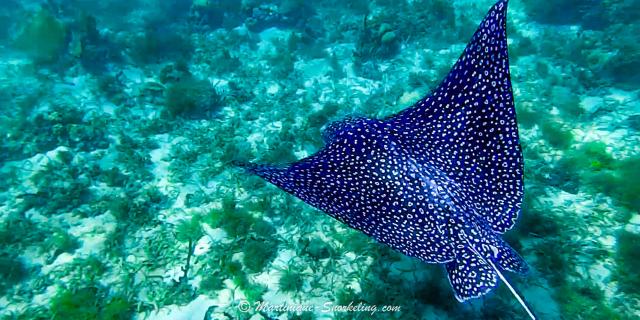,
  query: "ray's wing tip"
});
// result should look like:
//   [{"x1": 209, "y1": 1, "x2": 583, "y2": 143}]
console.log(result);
[
  {"x1": 496, "y1": 0, "x2": 509, "y2": 9},
  {"x1": 487, "y1": 0, "x2": 509, "y2": 22}
]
